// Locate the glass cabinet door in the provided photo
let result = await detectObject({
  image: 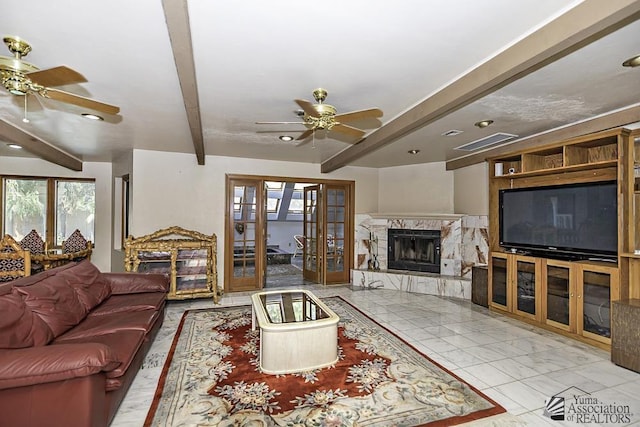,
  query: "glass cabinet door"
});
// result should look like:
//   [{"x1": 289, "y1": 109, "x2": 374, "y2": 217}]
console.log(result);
[
  {"x1": 175, "y1": 248, "x2": 209, "y2": 293},
  {"x1": 136, "y1": 250, "x2": 171, "y2": 275},
  {"x1": 578, "y1": 267, "x2": 616, "y2": 343},
  {"x1": 490, "y1": 254, "x2": 509, "y2": 309},
  {"x1": 514, "y1": 258, "x2": 538, "y2": 319},
  {"x1": 545, "y1": 260, "x2": 573, "y2": 332}
]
